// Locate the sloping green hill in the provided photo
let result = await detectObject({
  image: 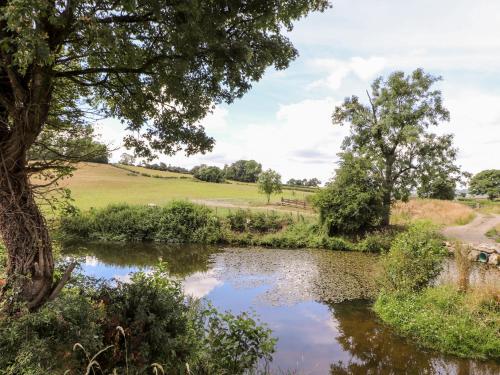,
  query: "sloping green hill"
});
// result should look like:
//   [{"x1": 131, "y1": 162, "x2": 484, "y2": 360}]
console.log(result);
[{"x1": 61, "y1": 163, "x2": 312, "y2": 211}]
